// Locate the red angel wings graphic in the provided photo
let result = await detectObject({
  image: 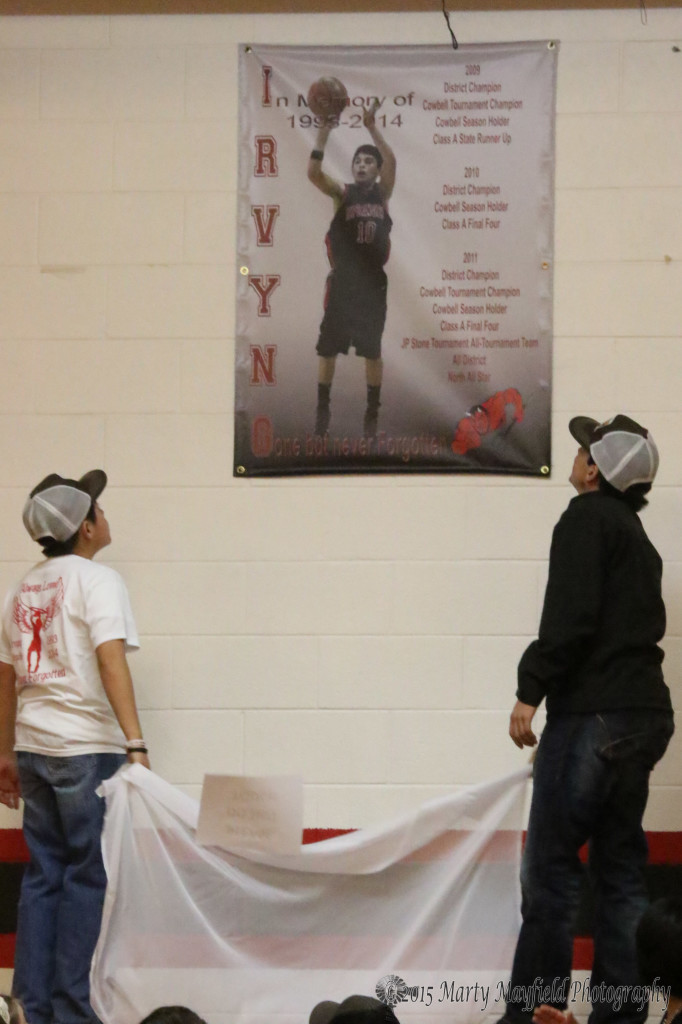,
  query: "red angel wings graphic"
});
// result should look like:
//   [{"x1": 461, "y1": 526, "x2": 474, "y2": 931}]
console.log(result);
[{"x1": 13, "y1": 578, "x2": 64, "y2": 674}]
